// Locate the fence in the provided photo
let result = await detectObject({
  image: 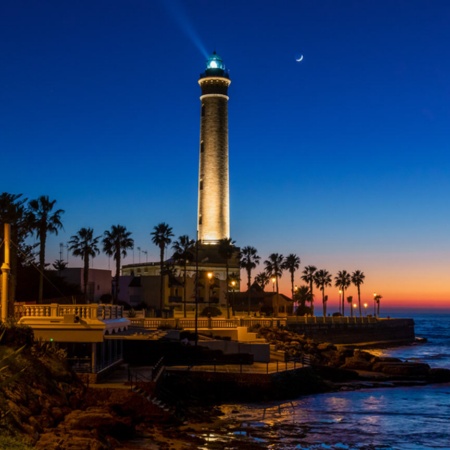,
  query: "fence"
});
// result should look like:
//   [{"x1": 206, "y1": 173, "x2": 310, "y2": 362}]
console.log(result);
[
  {"x1": 14, "y1": 303, "x2": 125, "y2": 320},
  {"x1": 127, "y1": 316, "x2": 288, "y2": 330}
]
